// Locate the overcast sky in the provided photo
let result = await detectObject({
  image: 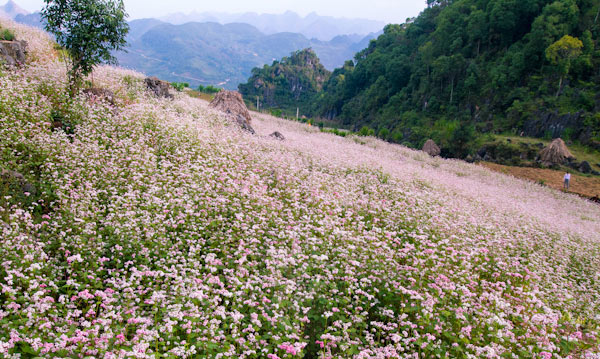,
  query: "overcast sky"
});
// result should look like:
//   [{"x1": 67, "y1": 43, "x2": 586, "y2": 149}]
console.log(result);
[{"x1": 13, "y1": 0, "x2": 426, "y2": 24}]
